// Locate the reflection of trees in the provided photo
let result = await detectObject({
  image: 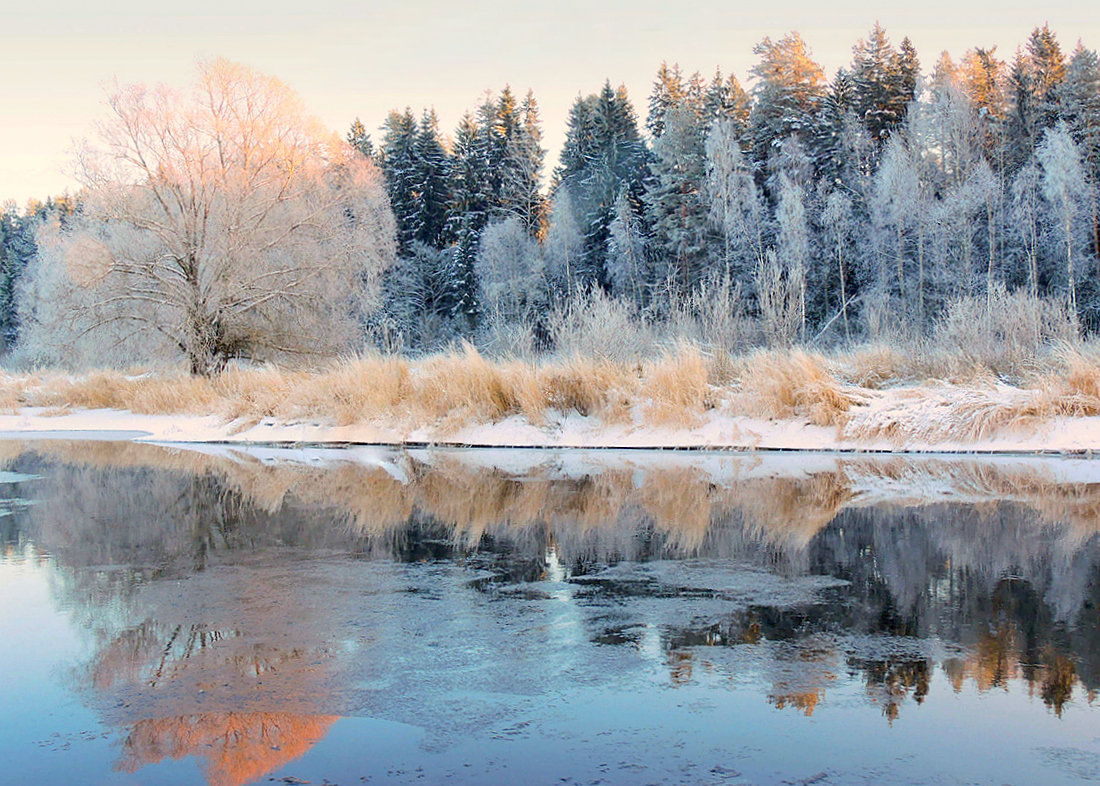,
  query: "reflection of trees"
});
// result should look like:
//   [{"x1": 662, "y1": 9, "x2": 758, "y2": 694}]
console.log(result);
[
  {"x1": 3, "y1": 439, "x2": 1100, "y2": 760},
  {"x1": 117, "y1": 712, "x2": 337, "y2": 786},
  {"x1": 850, "y1": 658, "x2": 931, "y2": 723}
]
